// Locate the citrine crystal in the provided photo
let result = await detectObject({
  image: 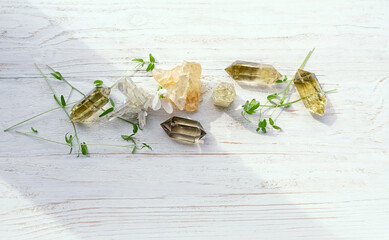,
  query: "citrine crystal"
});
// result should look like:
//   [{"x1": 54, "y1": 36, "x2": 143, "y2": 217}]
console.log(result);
[
  {"x1": 152, "y1": 61, "x2": 202, "y2": 111},
  {"x1": 161, "y1": 116, "x2": 206, "y2": 143},
  {"x1": 109, "y1": 77, "x2": 153, "y2": 128},
  {"x1": 70, "y1": 87, "x2": 111, "y2": 122},
  {"x1": 294, "y1": 69, "x2": 327, "y2": 116},
  {"x1": 225, "y1": 61, "x2": 282, "y2": 85},
  {"x1": 212, "y1": 82, "x2": 236, "y2": 107}
]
